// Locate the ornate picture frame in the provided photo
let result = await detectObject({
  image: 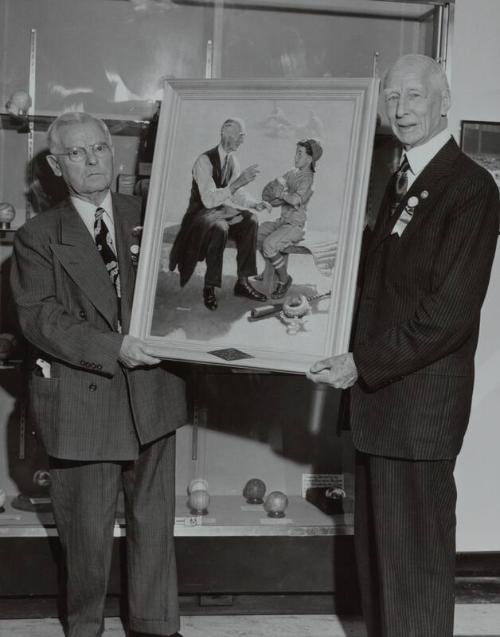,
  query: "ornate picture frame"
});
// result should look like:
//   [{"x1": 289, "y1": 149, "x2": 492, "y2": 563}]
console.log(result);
[{"x1": 130, "y1": 77, "x2": 379, "y2": 373}]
